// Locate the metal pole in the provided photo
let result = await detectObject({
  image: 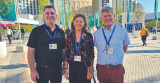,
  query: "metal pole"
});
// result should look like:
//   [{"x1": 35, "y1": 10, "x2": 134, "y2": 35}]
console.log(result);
[
  {"x1": 15, "y1": 0, "x2": 22, "y2": 45},
  {"x1": 156, "y1": 1, "x2": 158, "y2": 35}
]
